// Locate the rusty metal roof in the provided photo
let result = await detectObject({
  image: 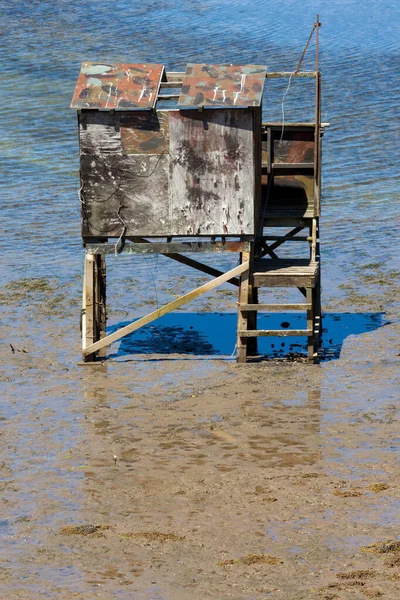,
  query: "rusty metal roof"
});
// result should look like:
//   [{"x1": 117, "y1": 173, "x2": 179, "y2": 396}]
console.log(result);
[
  {"x1": 71, "y1": 63, "x2": 164, "y2": 110},
  {"x1": 177, "y1": 64, "x2": 267, "y2": 108}
]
